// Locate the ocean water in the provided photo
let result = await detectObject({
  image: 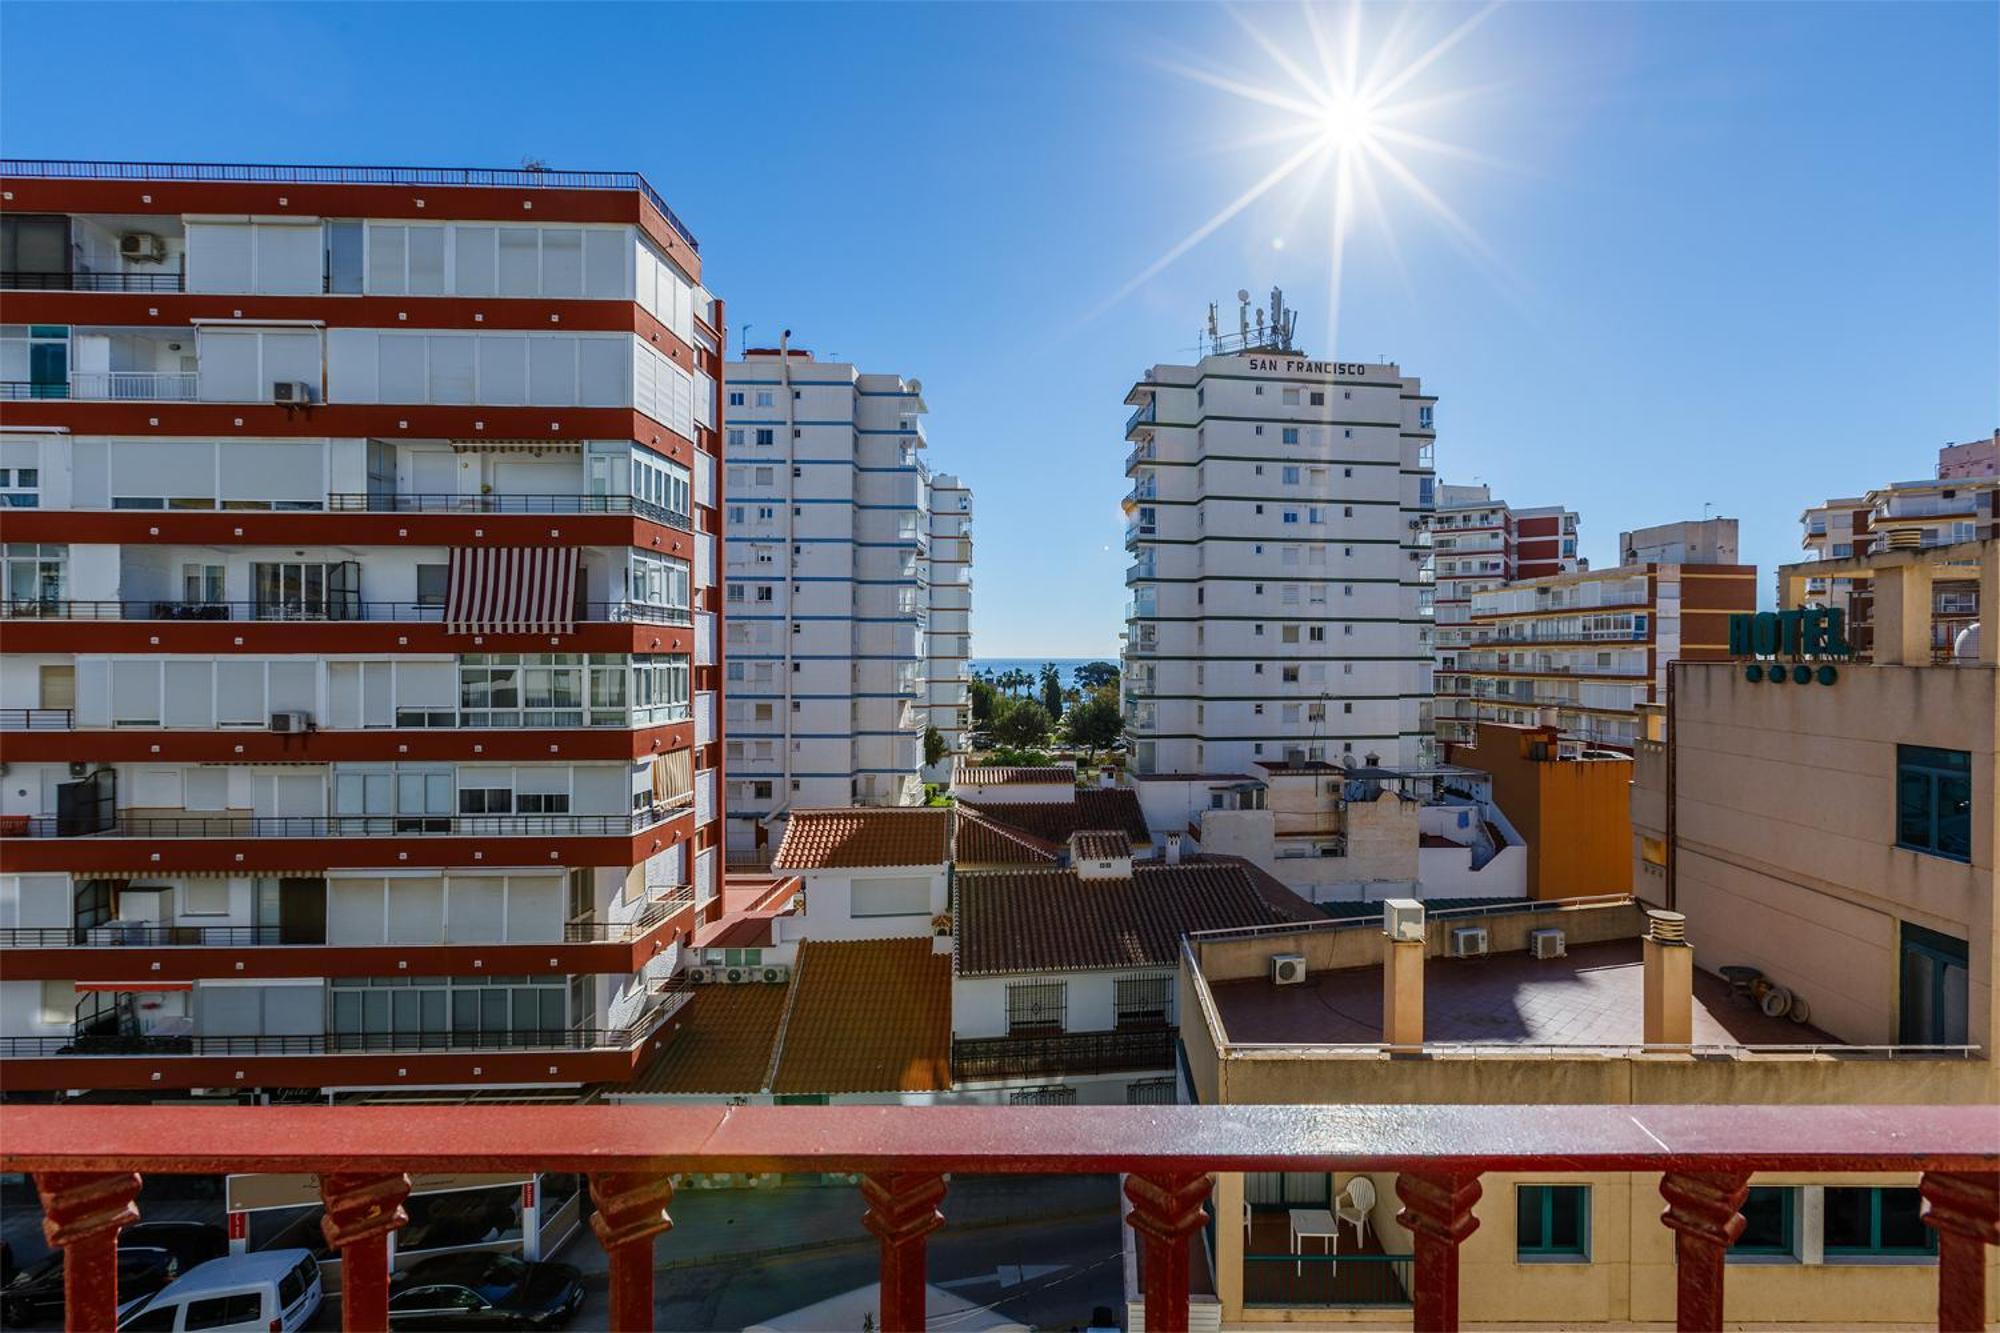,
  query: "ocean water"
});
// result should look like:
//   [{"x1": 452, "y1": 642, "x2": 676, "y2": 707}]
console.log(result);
[{"x1": 969, "y1": 657, "x2": 1116, "y2": 691}]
